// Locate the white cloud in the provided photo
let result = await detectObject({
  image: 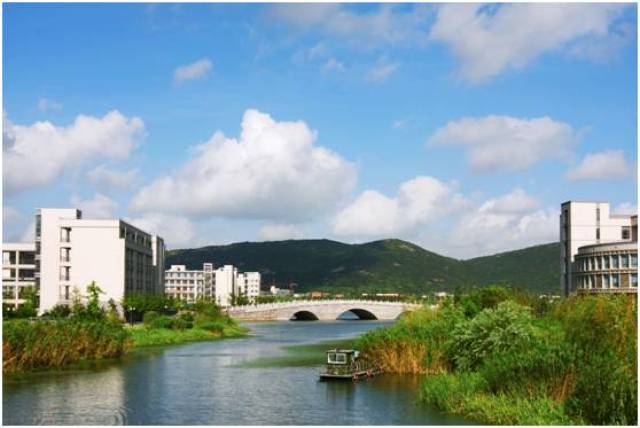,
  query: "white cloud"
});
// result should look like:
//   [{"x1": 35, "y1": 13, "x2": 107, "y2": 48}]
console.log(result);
[
  {"x1": 259, "y1": 223, "x2": 305, "y2": 241},
  {"x1": 429, "y1": 3, "x2": 628, "y2": 83},
  {"x1": 451, "y1": 199, "x2": 559, "y2": 258},
  {"x1": 38, "y1": 98, "x2": 62, "y2": 112},
  {"x1": 322, "y1": 58, "x2": 346, "y2": 73},
  {"x1": 70, "y1": 193, "x2": 118, "y2": 219},
  {"x1": 3, "y1": 111, "x2": 145, "y2": 195},
  {"x1": 565, "y1": 150, "x2": 633, "y2": 180},
  {"x1": 173, "y1": 58, "x2": 213, "y2": 84},
  {"x1": 125, "y1": 213, "x2": 196, "y2": 249},
  {"x1": 88, "y1": 165, "x2": 139, "y2": 189},
  {"x1": 131, "y1": 109, "x2": 357, "y2": 222},
  {"x1": 365, "y1": 59, "x2": 399, "y2": 82},
  {"x1": 392, "y1": 118, "x2": 410, "y2": 131},
  {"x1": 332, "y1": 176, "x2": 468, "y2": 239},
  {"x1": 269, "y1": 3, "x2": 430, "y2": 48},
  {"x1": 427, "y1": 115, "x2": 577, "y2": 172},
  {"x1": 478, "y1": 188, "x2": 540, "y2": 215}
]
